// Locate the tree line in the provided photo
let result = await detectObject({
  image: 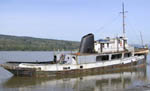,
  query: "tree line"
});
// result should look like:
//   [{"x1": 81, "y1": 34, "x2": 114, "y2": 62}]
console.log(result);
[{"x1": 0, "y1": 35, "x2": 80, "y2": 51}]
